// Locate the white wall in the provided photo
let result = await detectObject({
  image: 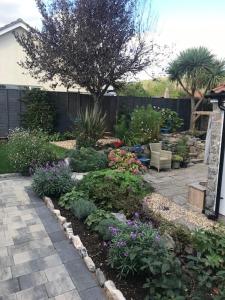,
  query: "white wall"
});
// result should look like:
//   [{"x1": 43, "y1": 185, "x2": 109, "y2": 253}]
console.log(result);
[{"x1": 0, "y1": 27, "x2": 86, "y2": 93}]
